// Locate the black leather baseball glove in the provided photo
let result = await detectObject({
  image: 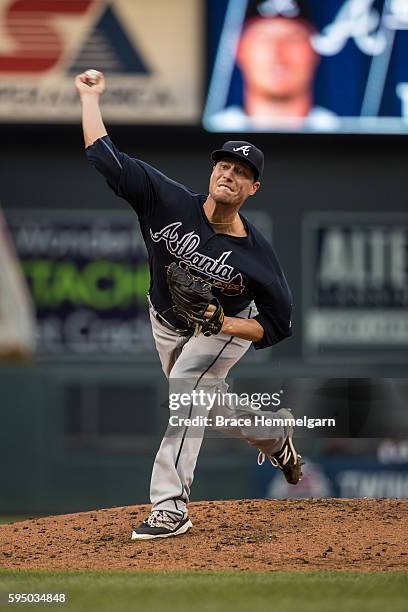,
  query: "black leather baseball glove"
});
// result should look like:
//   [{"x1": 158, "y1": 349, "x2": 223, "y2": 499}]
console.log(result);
[{"x1": 166, "y1": 263, "x2": 224, "y2": 336}]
